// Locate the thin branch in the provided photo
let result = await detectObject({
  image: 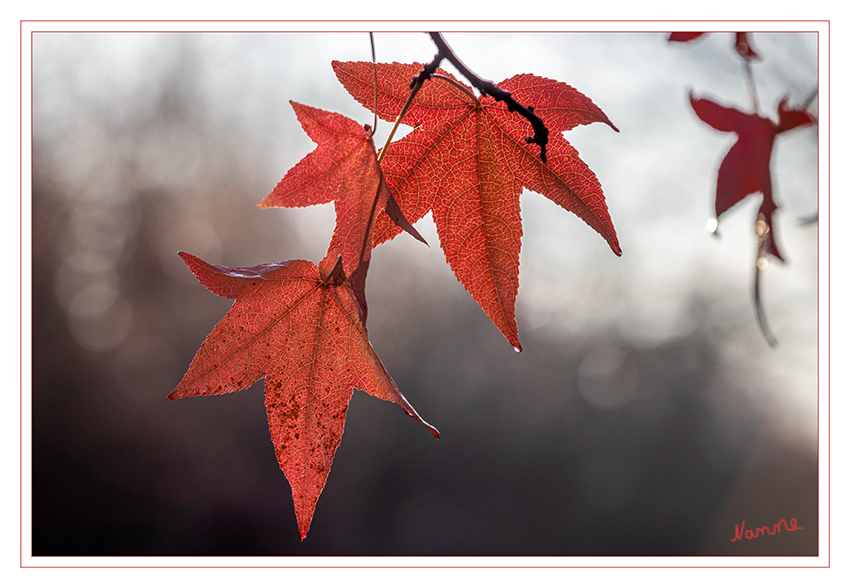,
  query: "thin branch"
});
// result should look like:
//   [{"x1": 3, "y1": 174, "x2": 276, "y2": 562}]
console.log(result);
[
  {"x1": 410, "y1": 32, "x2": 550, "y2": 162},
  {"x1": 369, "y1": 33, "x2": 378, "y2": 136},
  {"x1": 320, "y1": 255, "x2": 345, "y2": 286},
  {"x1": 753, "y1": 260, "x2": 778, "y2": 347},
  {"x1": 801, "y1": 87, "x2": 818, "y2": 111},
  {"x1": 798, "y1": 212, "x2": 818, "y2": 226},
  {"x1": 753, "y1": 214, "x2": 778, "y2": 347},
  {"x1": 374, "y1": 39, "x2": 450, "y2": 162},
  {"x1": 744, "y1": 59, "x2": 760, "y2": 113},
  {"x1": 377, "y1": 75, "x2": 425, "y2": 165}
]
